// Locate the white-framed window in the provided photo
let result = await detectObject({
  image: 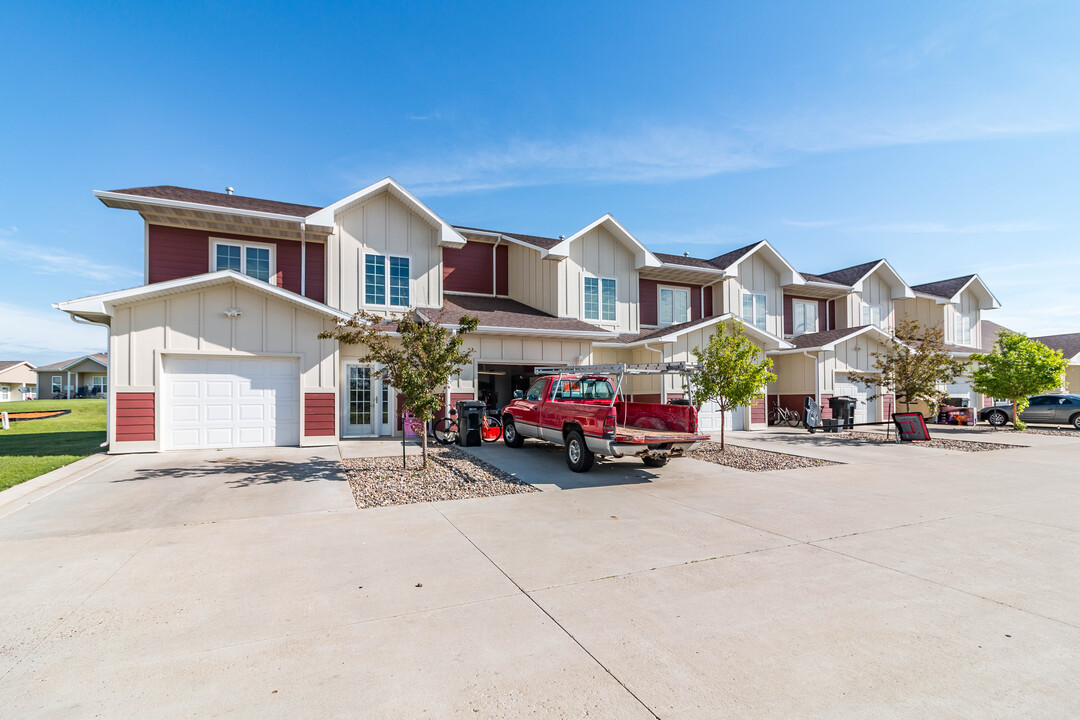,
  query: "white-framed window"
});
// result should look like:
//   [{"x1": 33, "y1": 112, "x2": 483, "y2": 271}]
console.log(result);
[
  {"x1": 212, "y1": 239, "x2": 275, "y2": 284},
  {"x1": 659, "y1": 286, "x2": 691, "y2": 326},
  {"x1": 959, "y1": 313, "x2": 973, "y2": 346},
  {"x1": 0, "y1": 385, "x2": 9, "y2": 402},
  {"x1": 364, "y1": 253, "x2": 411, "y2": 307},
  {"x1": 792, "y1": 300, "x2": 818, "y2": 337},
  {"x1": 51, "y1": 375, "x2": 63, "y2": 396},
  {"x1": 91, "y1": 376, "x2": 107, "y2": 395},
  {"x1": 741, "y1": 292, "x2": 767, "y2": 331},
  {"x1": 584, "y1": 276, "x2": 617, "y2": 322},
  {"x1": 861, "y1": 302, "x2": 883, "y2": 328}
]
